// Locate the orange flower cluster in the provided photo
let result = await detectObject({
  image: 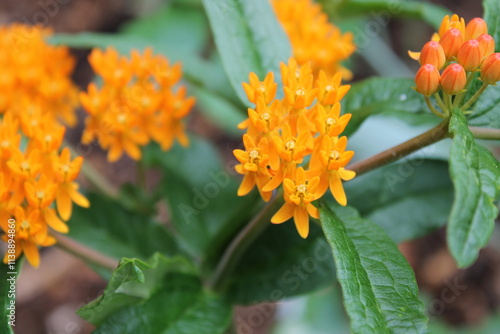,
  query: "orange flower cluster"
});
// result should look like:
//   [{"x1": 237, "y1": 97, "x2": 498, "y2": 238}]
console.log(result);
[
  {"x1": 234, "y1": 59, "x2": 355, "y2": 238},
  {"x1": 0, "y1": 112, "x2": 89, "y2": 267},
  {"x1": 412, "y1": 15, "x2": 500, "y2": 114},
  {"x1": 0, "y1": 24, "x2": 79, "y2": 126},
  {"x1": 272, "y1": 0, "x2": 356, "y2": 80},
  {"x1": 80, "y1": 48, "x2": 195, "y2": 162}
]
